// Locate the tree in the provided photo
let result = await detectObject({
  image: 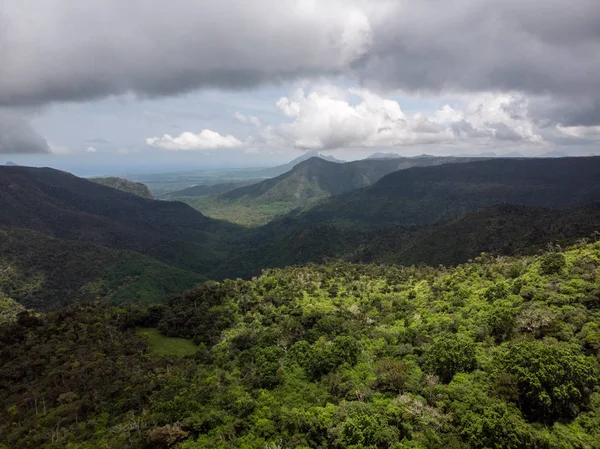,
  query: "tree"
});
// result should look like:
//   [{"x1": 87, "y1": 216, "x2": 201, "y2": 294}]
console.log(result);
[
  {"x1": 540, "y1": 252, "x2": 566, "y2": 275},
  {"x1": 424, "y1": 333, "x2": 477, "y2": 383},
  {"x1": 496, "y1": 340, "x2": 599, "y2": 422}
]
